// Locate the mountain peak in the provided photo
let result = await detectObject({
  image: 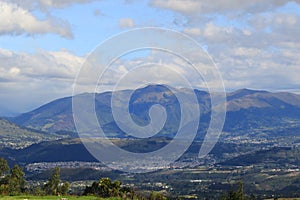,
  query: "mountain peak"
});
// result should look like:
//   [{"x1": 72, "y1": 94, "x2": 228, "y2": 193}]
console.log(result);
[
  {"x1": 138, "y1": 84, "x2": 171, "y2": 93},
  {"x1": 227, "y1": 88, "x2": 269, "y2": 101}
]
